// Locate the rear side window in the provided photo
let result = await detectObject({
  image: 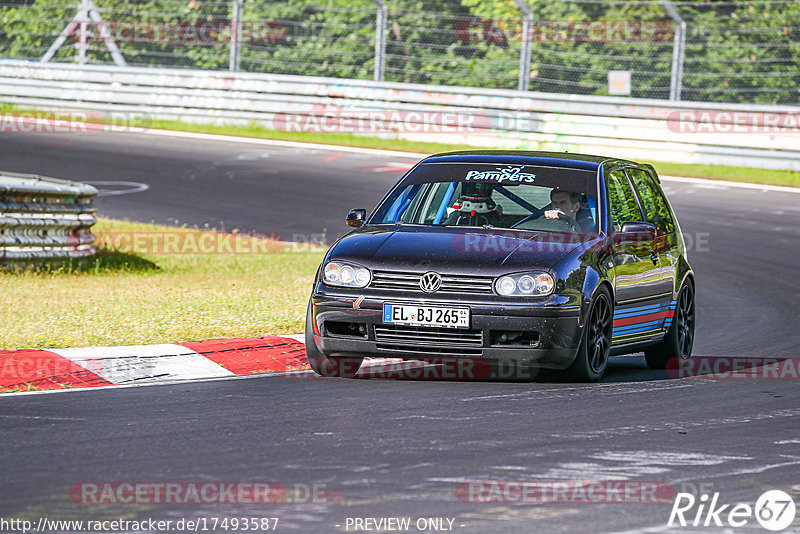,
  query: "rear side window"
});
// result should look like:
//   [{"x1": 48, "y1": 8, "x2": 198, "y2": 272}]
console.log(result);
[
  {"x1": 607, "y1": 170, "x2": 642, "y2": 231},
  {"x1": 627, "y1": 168, "x2": 675, "y2": 234}
]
